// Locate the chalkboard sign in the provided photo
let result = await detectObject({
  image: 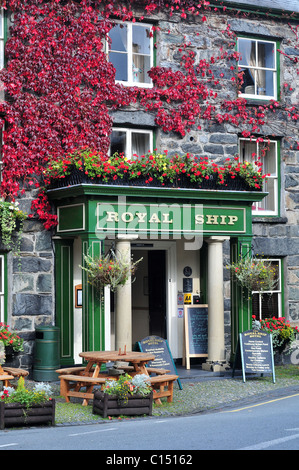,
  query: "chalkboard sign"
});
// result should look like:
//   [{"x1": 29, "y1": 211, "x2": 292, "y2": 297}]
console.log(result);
[
  {"x1": 232, "y1": 329, "x2": 275, "y2": 383},
  {"x1": 183, "y1": 305, "x2": 208, "y2": 370},
  {"x1": 138, "y1": 336, "x2": 182, "y2": 390}
]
